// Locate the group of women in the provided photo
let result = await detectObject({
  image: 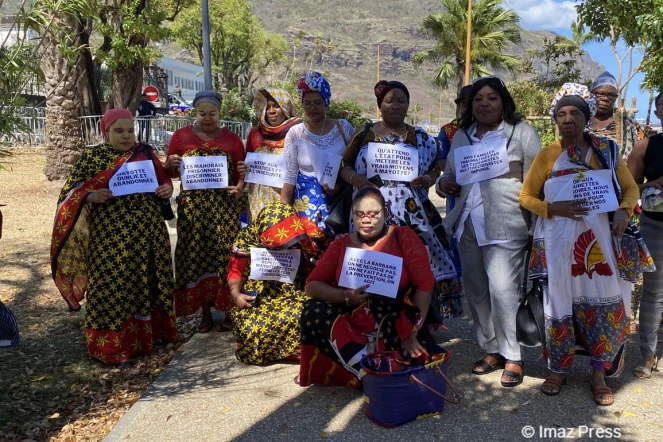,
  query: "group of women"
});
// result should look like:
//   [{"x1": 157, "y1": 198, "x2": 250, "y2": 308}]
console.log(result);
[{"x1": 51, "y1": 70, "x2": 663, "y2": 407}]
